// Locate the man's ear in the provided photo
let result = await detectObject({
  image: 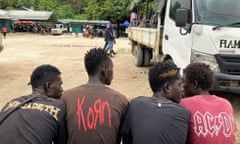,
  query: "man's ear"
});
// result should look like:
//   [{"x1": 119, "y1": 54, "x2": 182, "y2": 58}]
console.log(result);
[
  {"x1": 192, "y1": 80, "x2": 199, "y2": 89},
  {"x1": 44, "y1": 82, "x2": 51, "y2": 91},
  {"x1": 163, "y1": 82, "x2": 171, "y2": 93},
  {"x1": 101, "y1": 65, "x2": 107, "y2": 76}
]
